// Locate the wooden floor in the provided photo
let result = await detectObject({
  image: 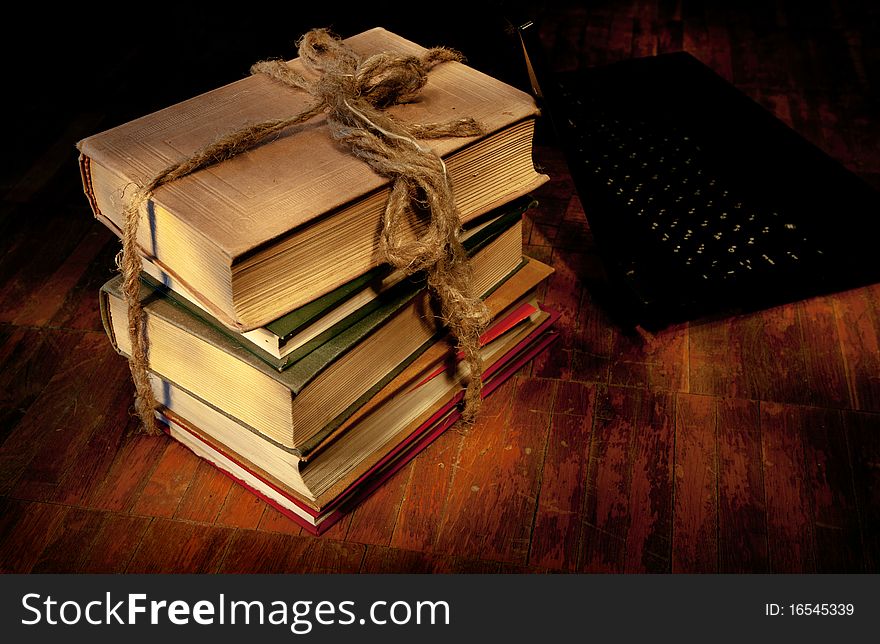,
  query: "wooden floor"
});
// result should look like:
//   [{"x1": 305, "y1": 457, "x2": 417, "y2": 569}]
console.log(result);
[{"x1": 1, "y1": 1, "x2": 879, "y2": 573}]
